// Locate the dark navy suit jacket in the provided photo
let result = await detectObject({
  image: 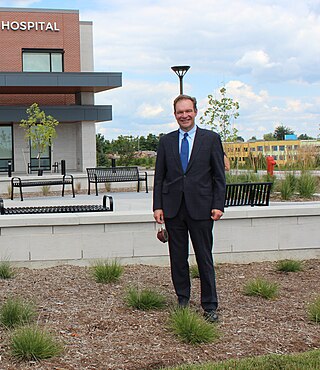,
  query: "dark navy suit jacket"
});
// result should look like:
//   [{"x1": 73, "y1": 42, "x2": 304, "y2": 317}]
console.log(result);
[{"x1": 153, "y1": 127, "x2": 226, "y2": 220}]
